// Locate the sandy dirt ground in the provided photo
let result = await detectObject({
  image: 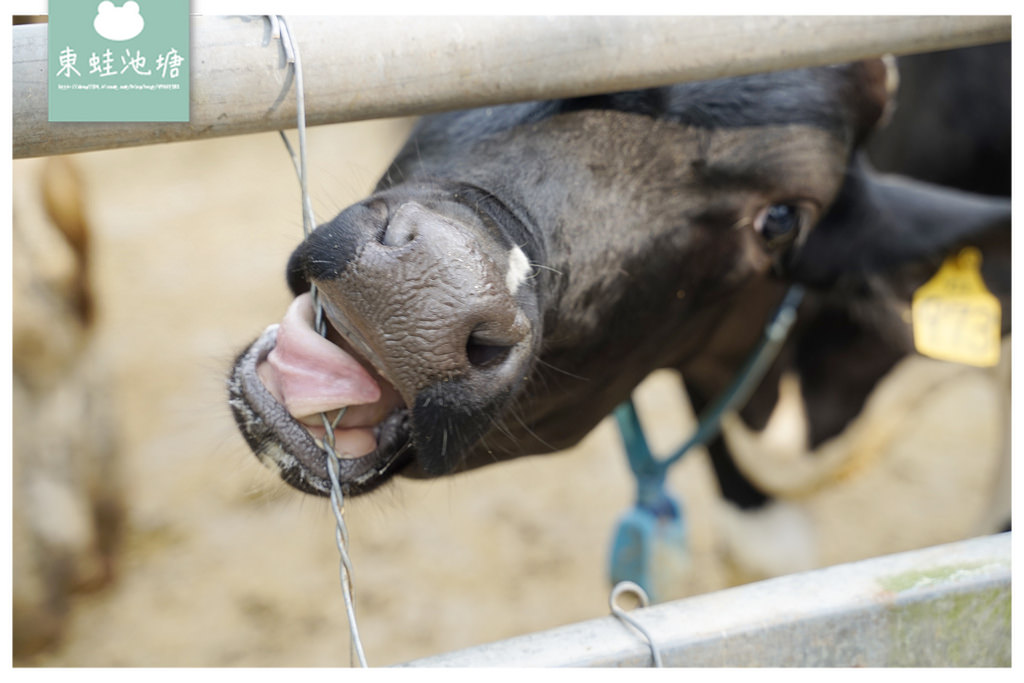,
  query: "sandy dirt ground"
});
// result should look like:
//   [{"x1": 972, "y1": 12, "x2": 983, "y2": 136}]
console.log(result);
[{"x1": 12, "y1": 118, "x2": 1009, "y2": 667}]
